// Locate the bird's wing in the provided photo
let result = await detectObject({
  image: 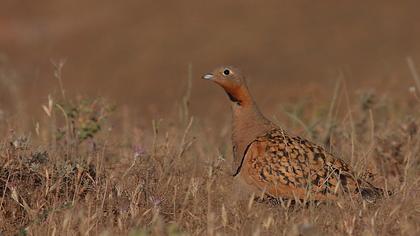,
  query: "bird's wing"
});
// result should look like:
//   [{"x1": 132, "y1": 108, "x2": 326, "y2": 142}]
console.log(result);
[{"x1": 240, "y1": 129, "x2": 364, "y2": 200}]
